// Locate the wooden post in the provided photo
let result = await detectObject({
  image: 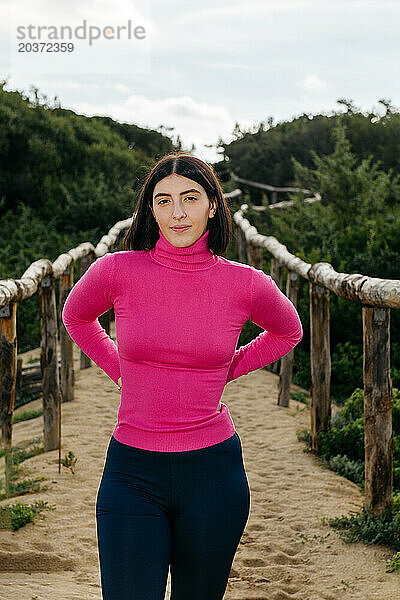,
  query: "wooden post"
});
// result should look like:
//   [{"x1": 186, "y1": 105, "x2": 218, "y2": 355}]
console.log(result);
[
  {"x1": 278, "y1": 271, "x2": 300, "y2": 407},
  {"x1": 59, "y1": 264, "x2": 75, "y2": 403},
  {"x1": 79, "y1": 254, "x2": 93, "y2": 371},
  {"x1": 234, "y1": 223, "x2": 240, "y2": 259},
  {"x1": 99, "y1": 310, "x2": 110, "y2": 336},
  {"x1": 237, "y1": 226, "x2": 247, "y2": 263},
  {"x1": 0, "y1": 301, "x2": 17, "y2": 497},
  {"x1": 270, "y1": 258, "x2": 284, "y2": 287},
  {"x1": 99, "y1": 246, "x2": 111, "y2": 336},
  {"x1": 38, "y1": 274, "x2": 60, "y2": 451},
  {"x1": 309, "y1": 282, "x2": 331, "y2": 453},
  {"x1": 248, "y1": 245, "x2": 263, "y2": 269},
  {"x1": 269, "y1": 258, "x2": 284, "y2": 374},
  {"x1": 363, "y1": 306, "x2": 393, "y2": 515}
]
